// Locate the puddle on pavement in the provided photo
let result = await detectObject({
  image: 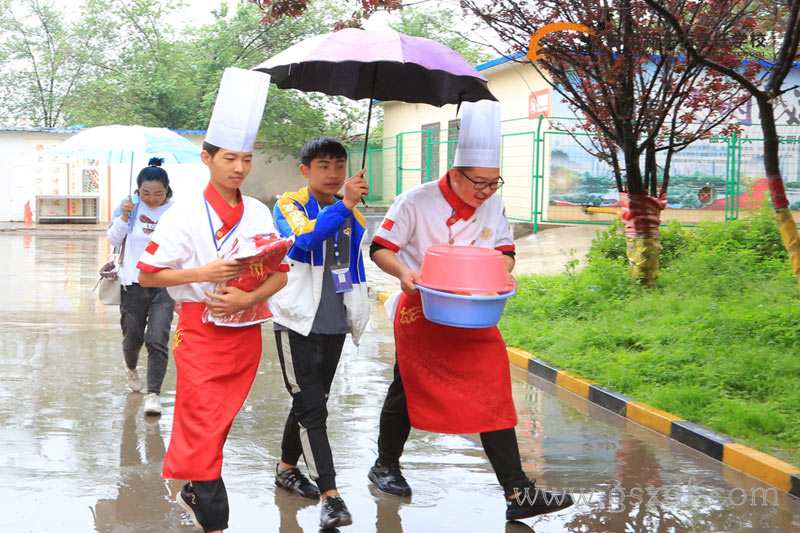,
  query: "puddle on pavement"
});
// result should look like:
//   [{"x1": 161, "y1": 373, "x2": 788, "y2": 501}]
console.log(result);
[{"x1": 0, "y1": 234, "x2": 798, "y2": 532}]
